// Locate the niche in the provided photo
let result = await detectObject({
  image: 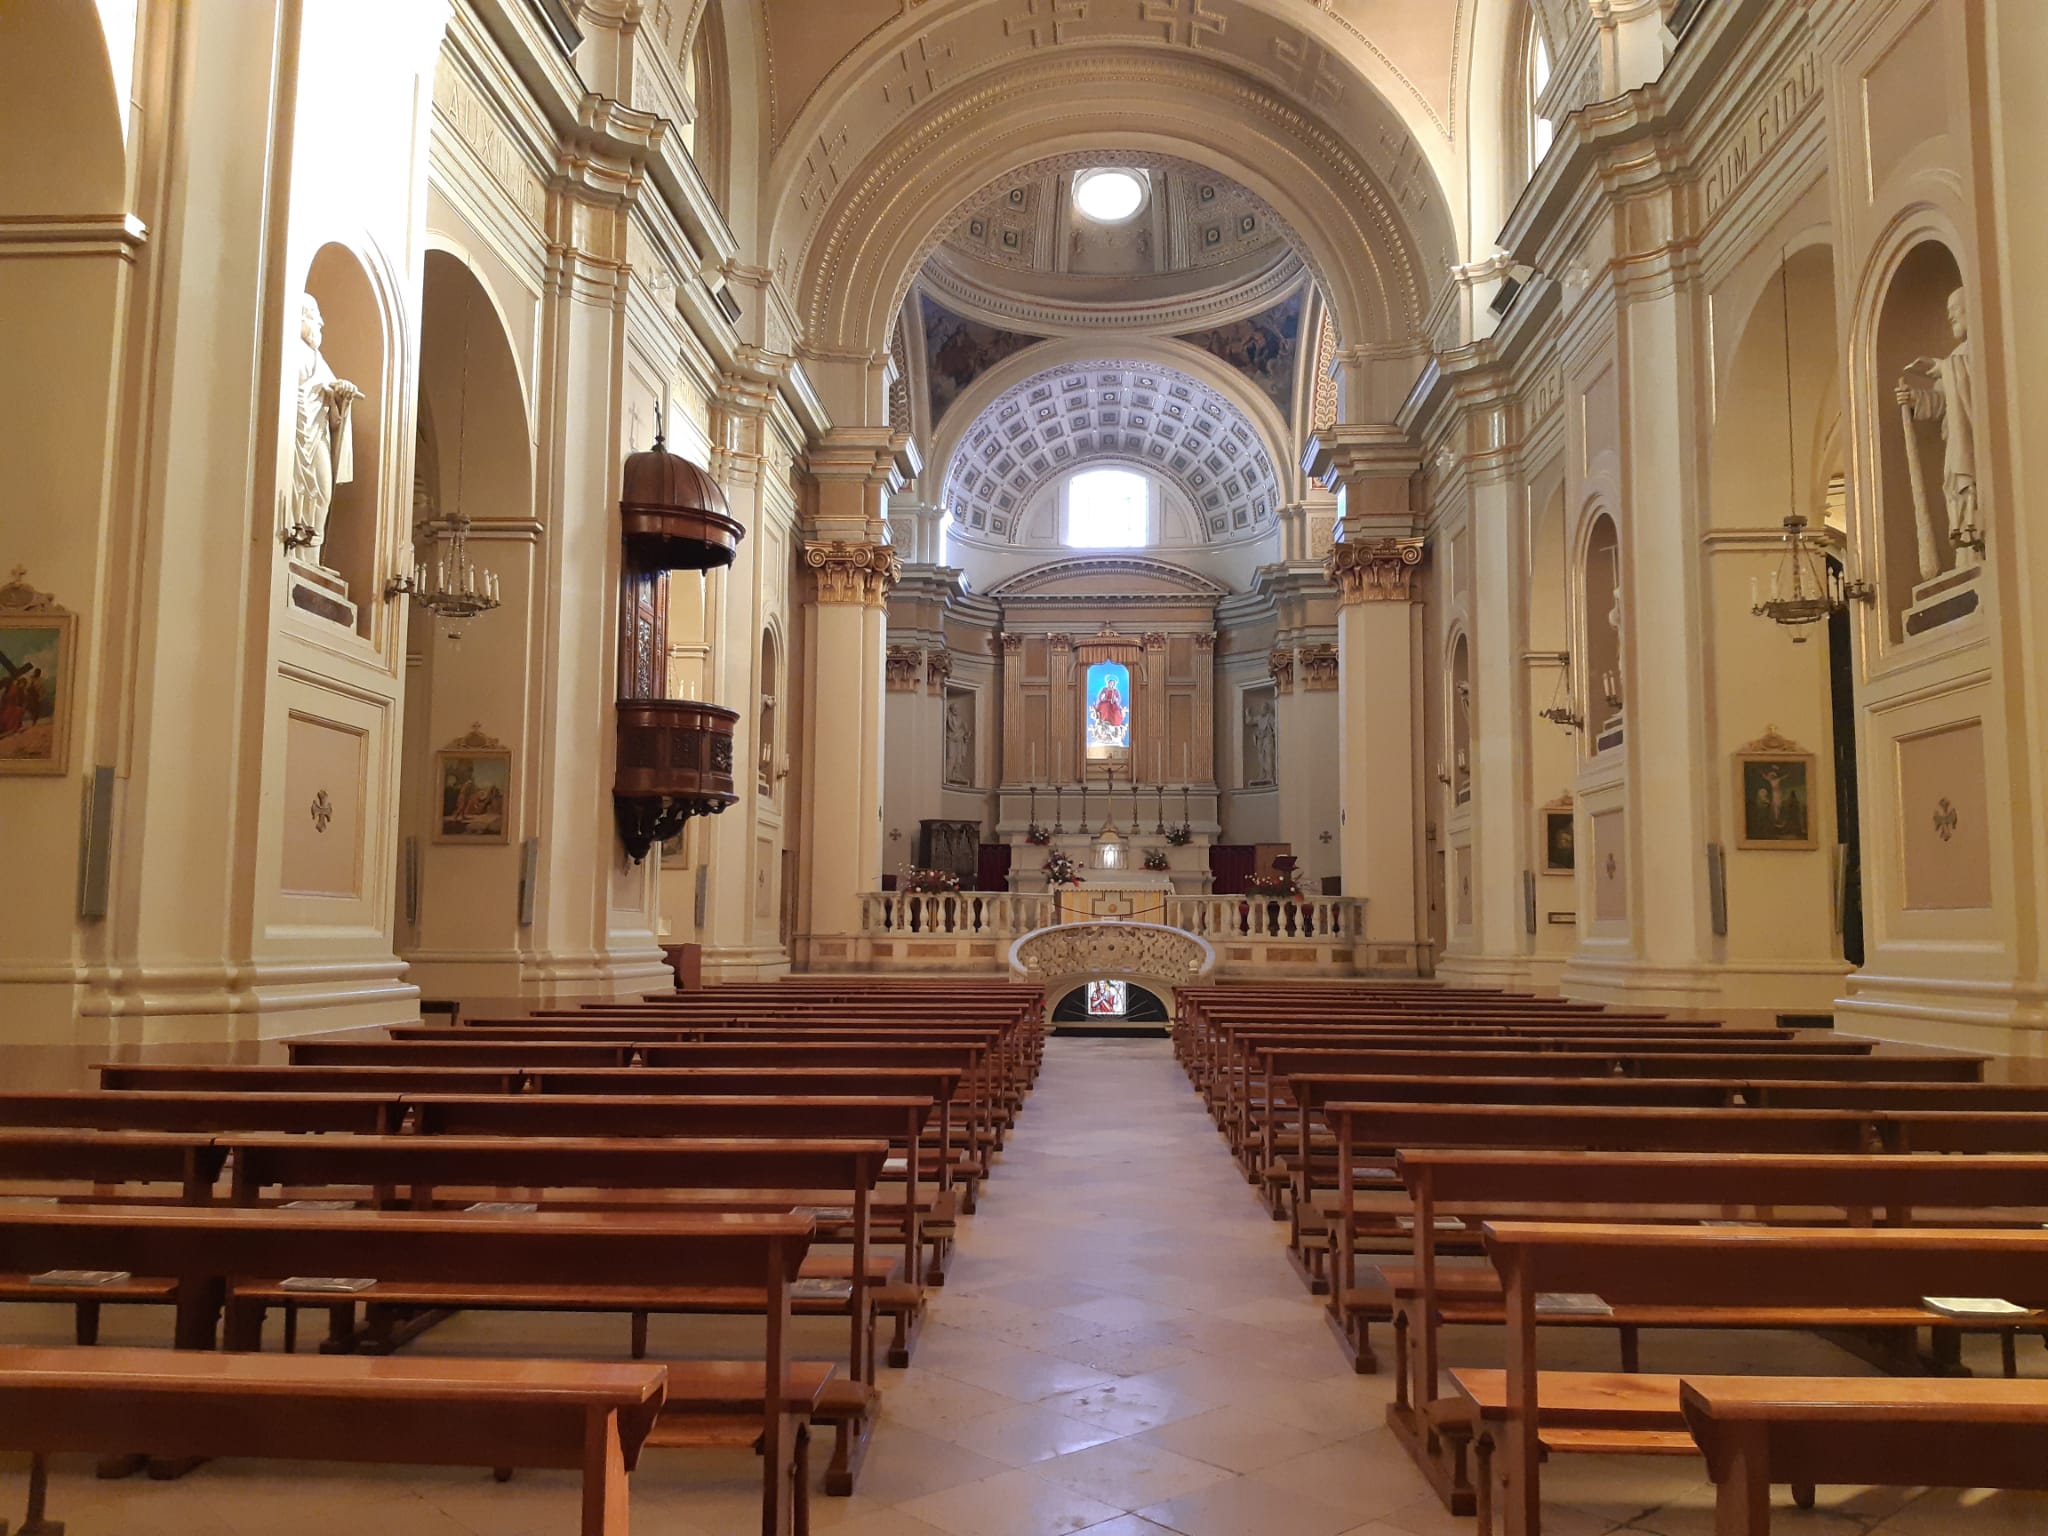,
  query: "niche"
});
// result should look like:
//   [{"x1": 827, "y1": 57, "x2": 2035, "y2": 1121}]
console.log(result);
[
  {"x1": 1449, "y1": 631, "x2": 1472, "y2": 805},
  {"x1": 1873, "y1": 240, "x2": 1980, "y2": 638},
  {"x1": 295, "y1": 244, "x2": 389, "y2": 638},
  {"x1": 1581, "y1": 513, "x2": 1622, "y2": 753}
]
